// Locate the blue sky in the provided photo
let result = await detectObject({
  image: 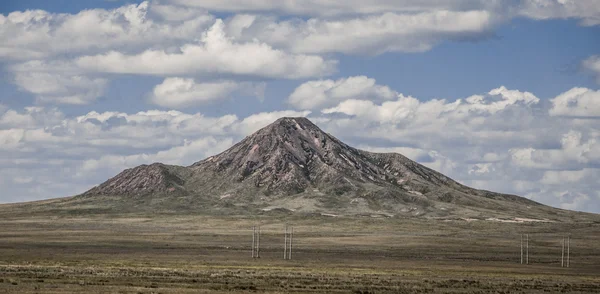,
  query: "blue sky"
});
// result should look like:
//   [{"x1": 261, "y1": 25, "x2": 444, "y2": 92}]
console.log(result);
[{"x1": 1, "y1": 0, "x2": 599, "y2": 213}]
